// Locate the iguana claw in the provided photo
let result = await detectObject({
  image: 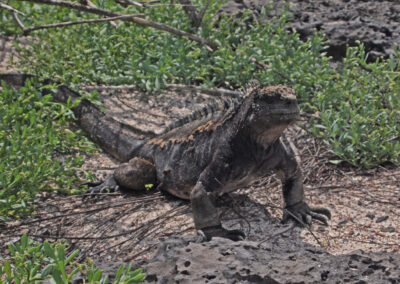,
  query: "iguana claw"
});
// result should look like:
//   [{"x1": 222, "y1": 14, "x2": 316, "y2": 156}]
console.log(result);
[
  {"x1": 283, "y1": 201, "x2": 331, "y2": 226},
  {"x1": 82, "y1": 177, "x2": 119, "y2": 197}
]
